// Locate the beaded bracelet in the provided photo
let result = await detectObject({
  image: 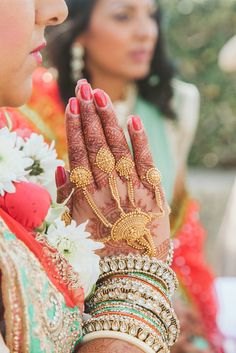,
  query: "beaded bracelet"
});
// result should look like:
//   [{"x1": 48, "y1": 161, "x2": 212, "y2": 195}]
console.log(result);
[
  {"x1": 89, "y1": 300, "x2": 179, "y2": 345},
  {"x1": 83, "y1": 312, "x2": 169, "y2": 353},
  {"x1": 87, "y1": 277, "x2": 173, "y2": 320},
  {"x1": 89, "y1": 300, "x2": 168, "y2": 340},
  {"x1": 91, "y1": 276, "x2": 170, "y2": 302},
  {"x1": 84, "y1": 254, "x2": 179, "y2": 353},
  {"x1": 99, "y1": 254, "x2": 178, "y2": 297},
  {"x1": 97, "y1": 272, "x2": 170, "y2": 299}
]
